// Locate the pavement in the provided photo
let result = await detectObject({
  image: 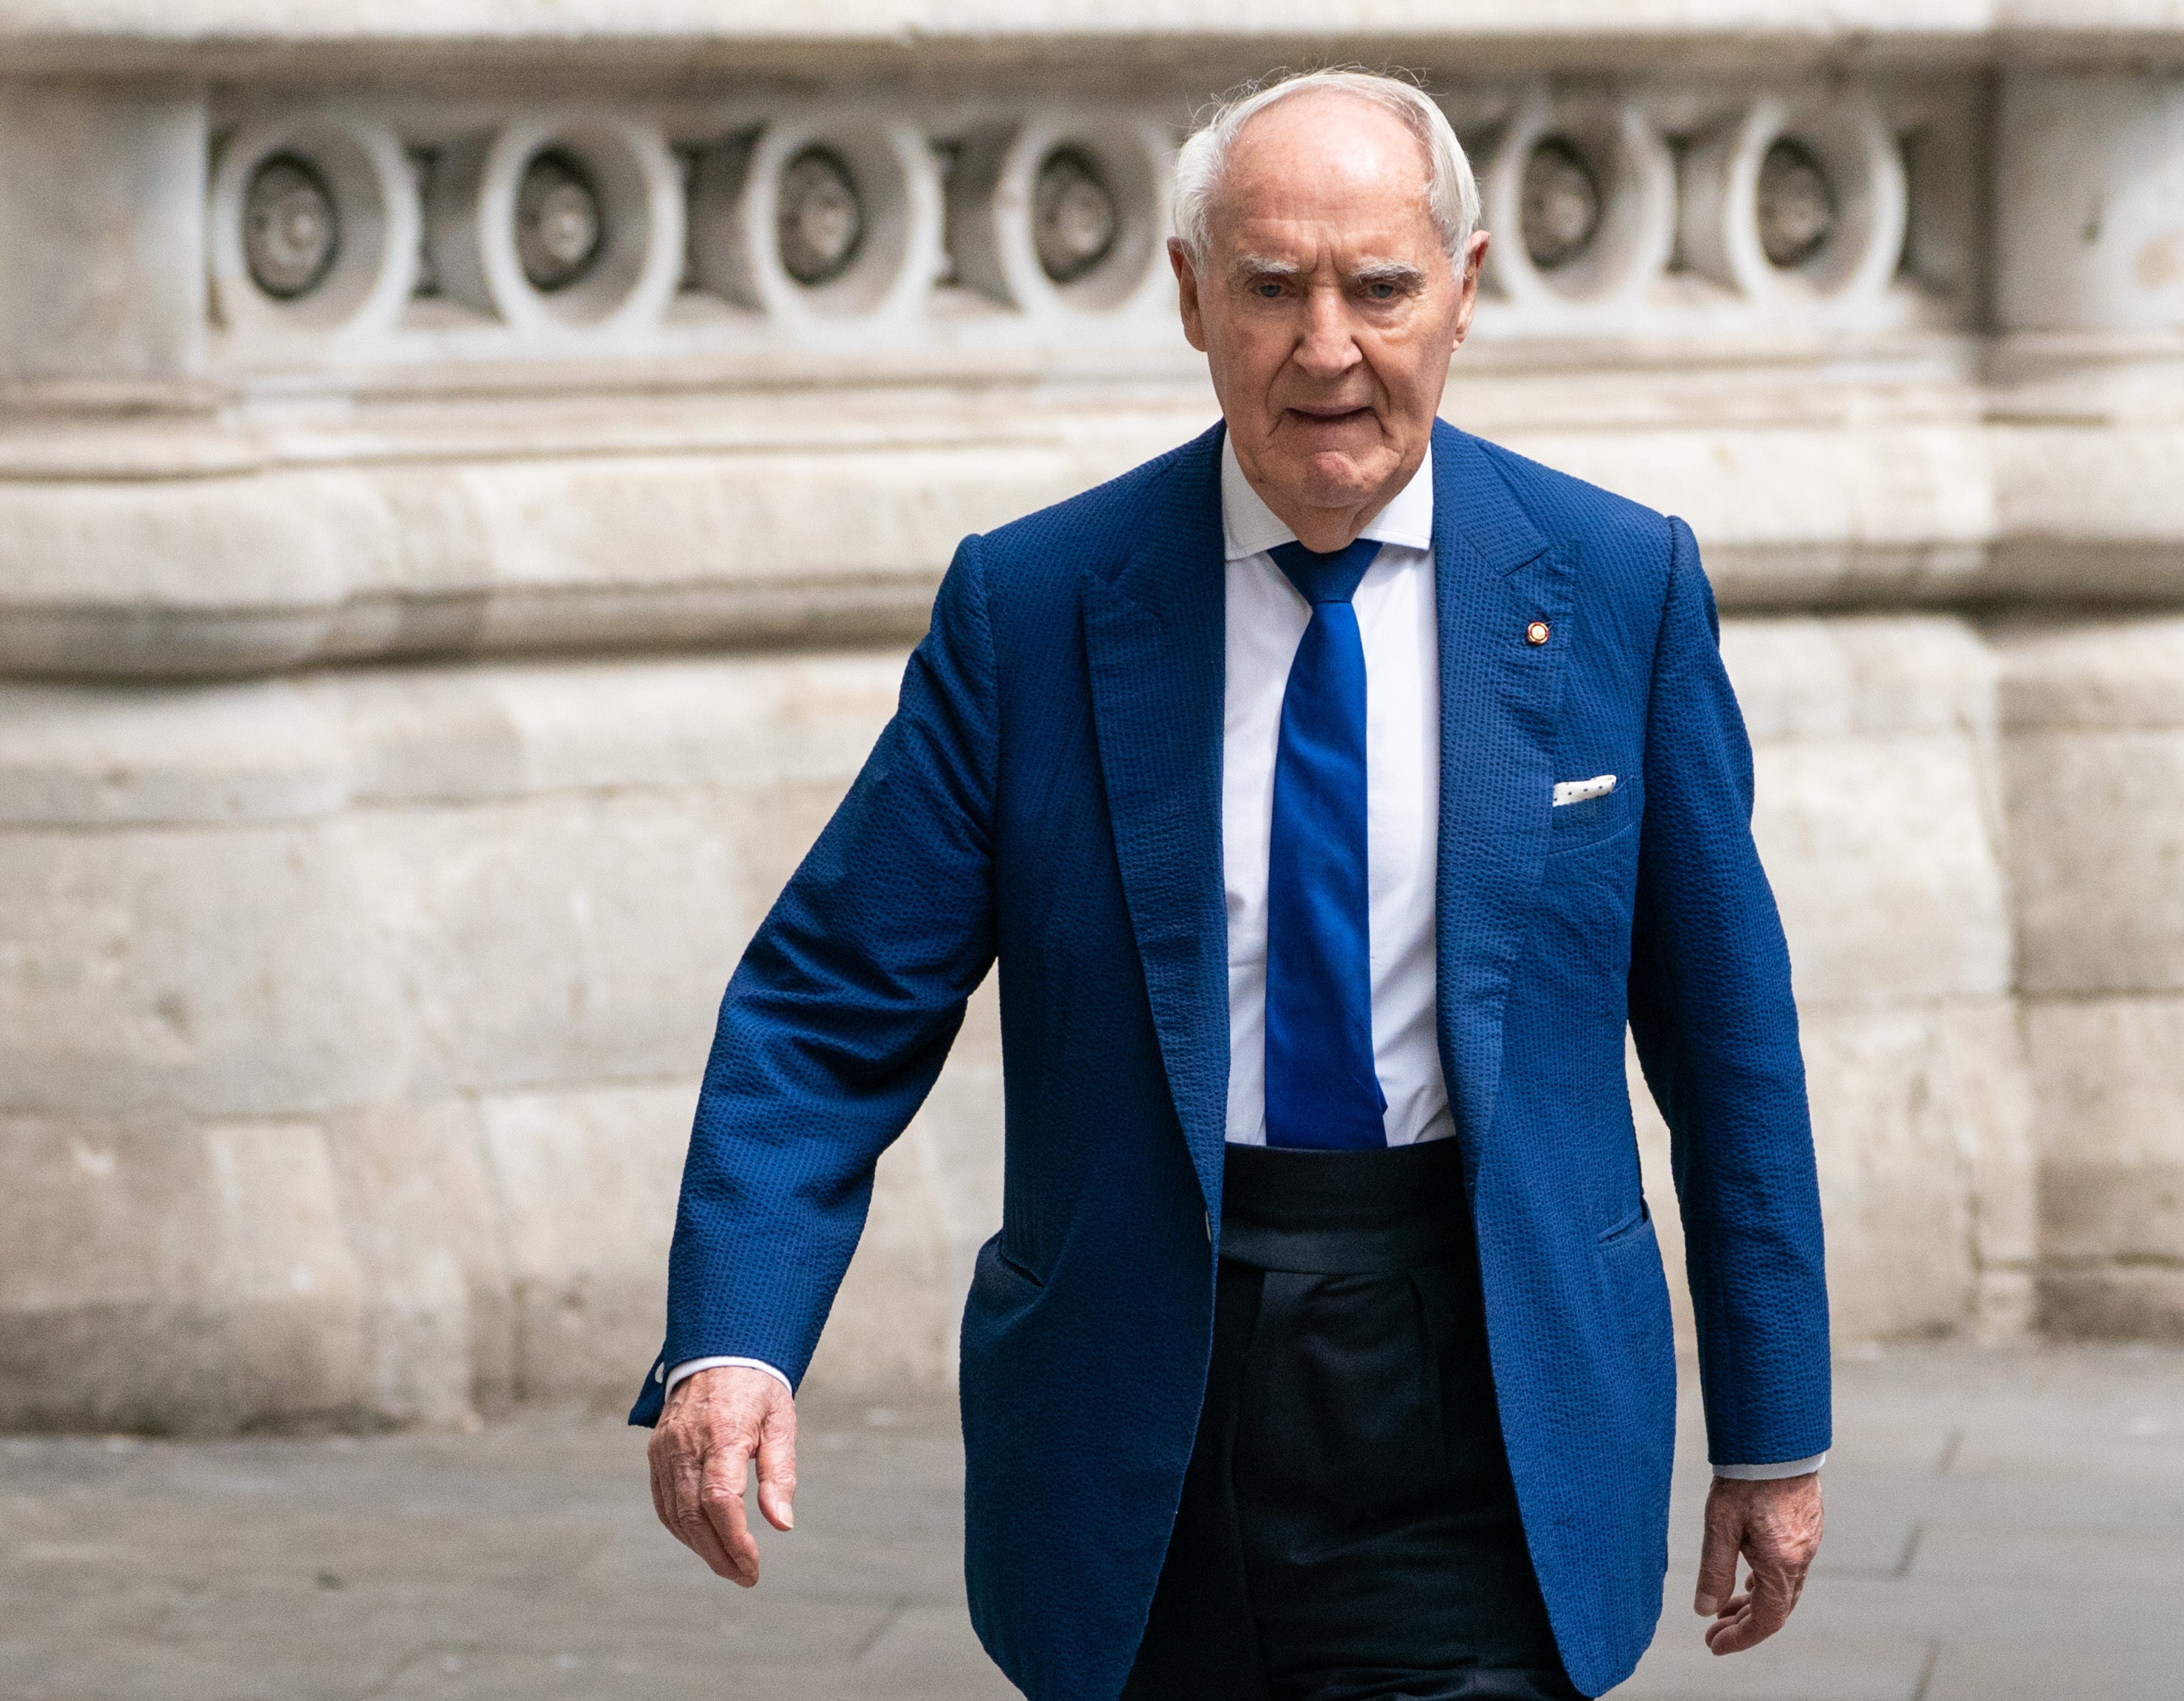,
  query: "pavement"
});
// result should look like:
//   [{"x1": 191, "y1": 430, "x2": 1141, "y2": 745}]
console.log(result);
[{"x1": 1, "y1": 1343, "x2": 2180, "y2": 1701}]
